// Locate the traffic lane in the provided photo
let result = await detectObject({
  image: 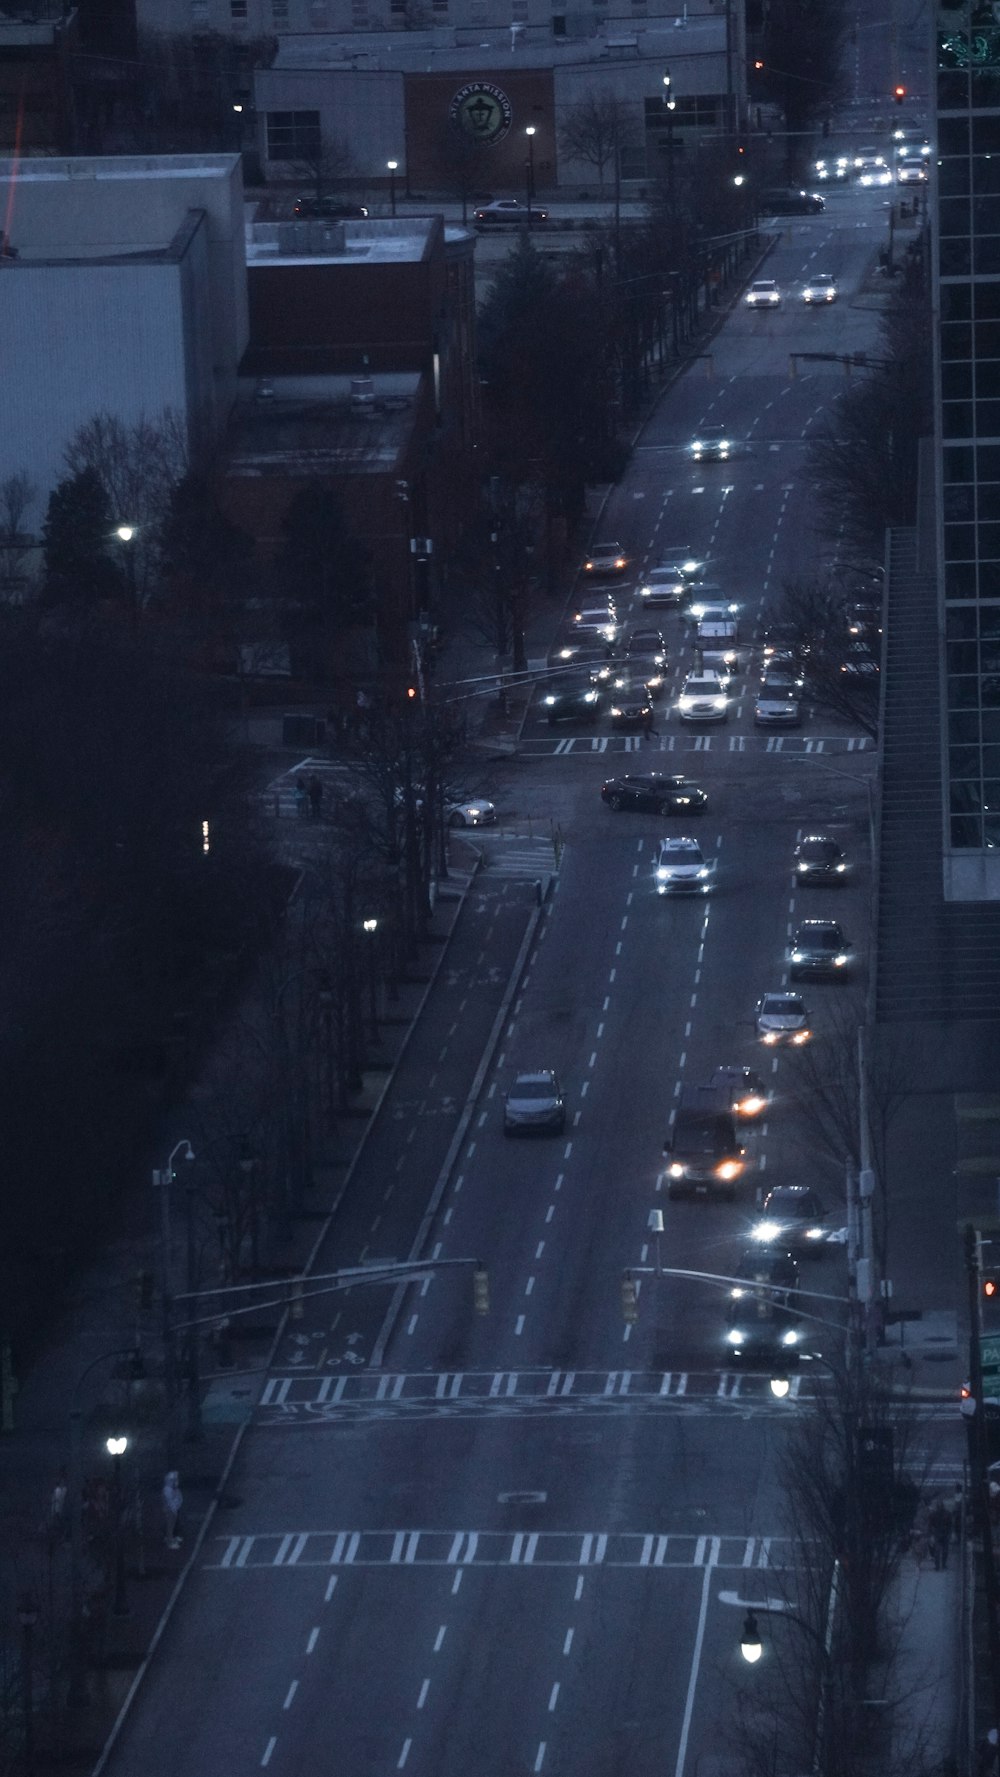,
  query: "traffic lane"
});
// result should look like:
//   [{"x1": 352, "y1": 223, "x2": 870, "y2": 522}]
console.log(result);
[{"x1": 266, "y1": 878, "x2": 537, "y2": 1371}]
